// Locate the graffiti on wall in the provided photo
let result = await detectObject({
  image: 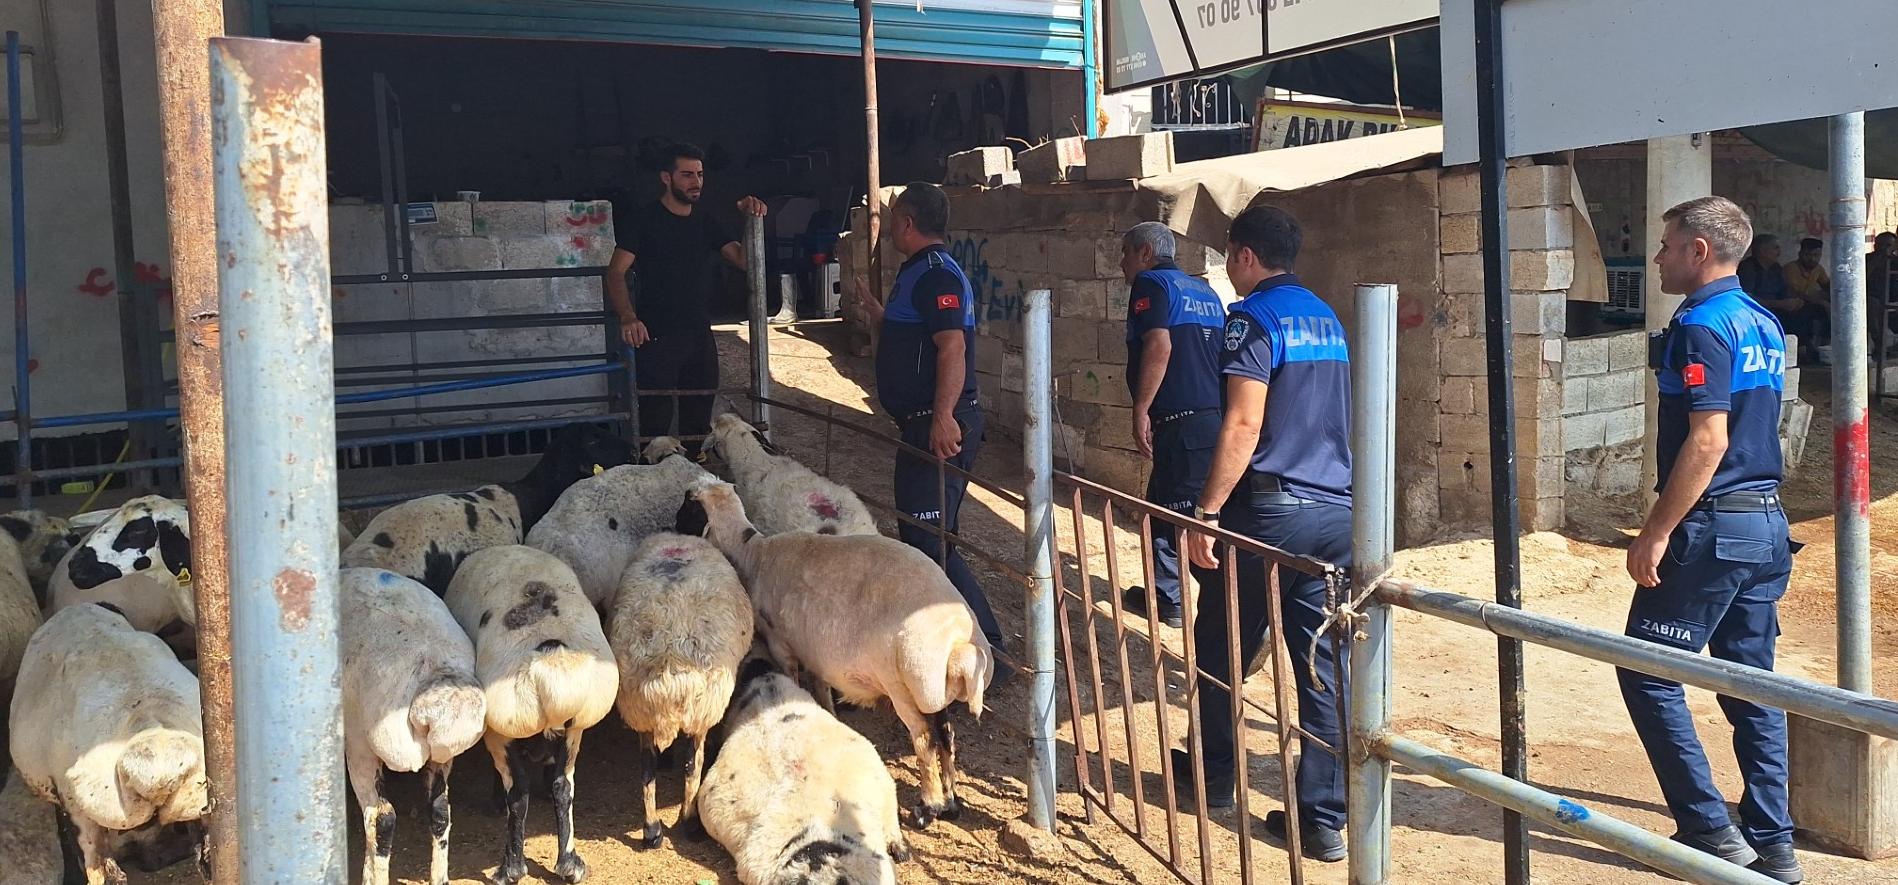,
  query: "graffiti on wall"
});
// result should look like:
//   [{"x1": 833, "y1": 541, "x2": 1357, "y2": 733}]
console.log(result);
[
  {"x1": 75, "y1": 262, "x2": 174, "y2": 302},
  {"x1": 949, "y1": 235, "x2": 1027, "y2": 326}
]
